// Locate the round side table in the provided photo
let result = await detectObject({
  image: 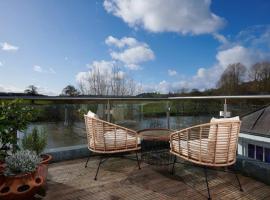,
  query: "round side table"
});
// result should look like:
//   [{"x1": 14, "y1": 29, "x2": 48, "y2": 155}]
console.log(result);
[{"x1": 138, "y1": 128, "x2": 173, "y2": 166}]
